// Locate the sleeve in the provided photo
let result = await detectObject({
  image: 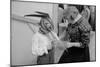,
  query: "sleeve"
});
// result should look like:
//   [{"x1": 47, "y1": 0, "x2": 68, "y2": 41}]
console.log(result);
[
  {"x1": 79, "y1": 19, "x2": 92, "y2": 48},
  {"x1": 81, "y1": 8, "x2": 90, "y2": 20}
]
